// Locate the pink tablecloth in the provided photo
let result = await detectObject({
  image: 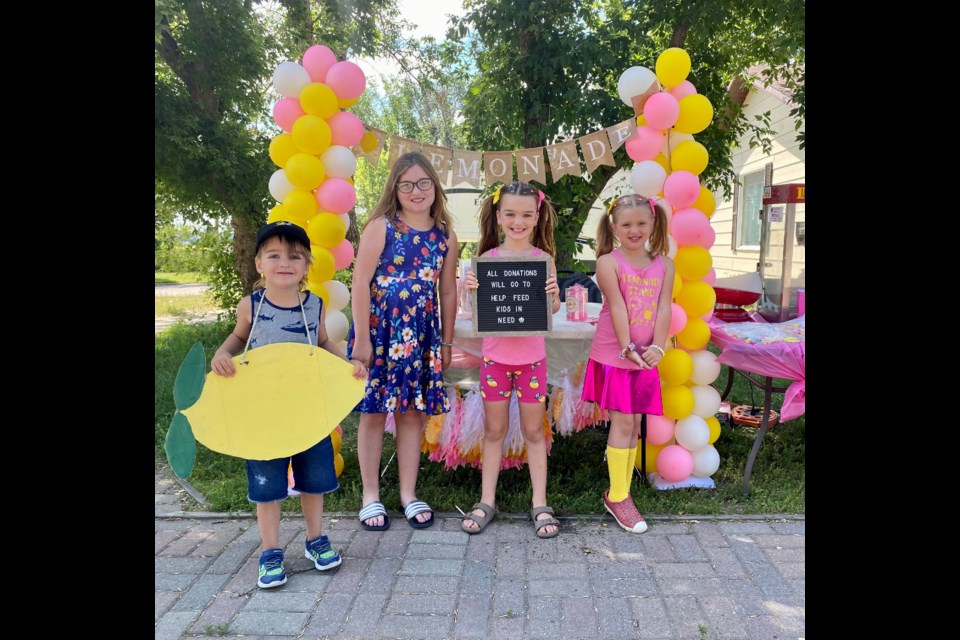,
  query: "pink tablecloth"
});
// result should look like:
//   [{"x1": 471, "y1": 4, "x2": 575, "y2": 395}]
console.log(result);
[{"x1": 708, "y1": 316, "x2": 805, "y2": 422}]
